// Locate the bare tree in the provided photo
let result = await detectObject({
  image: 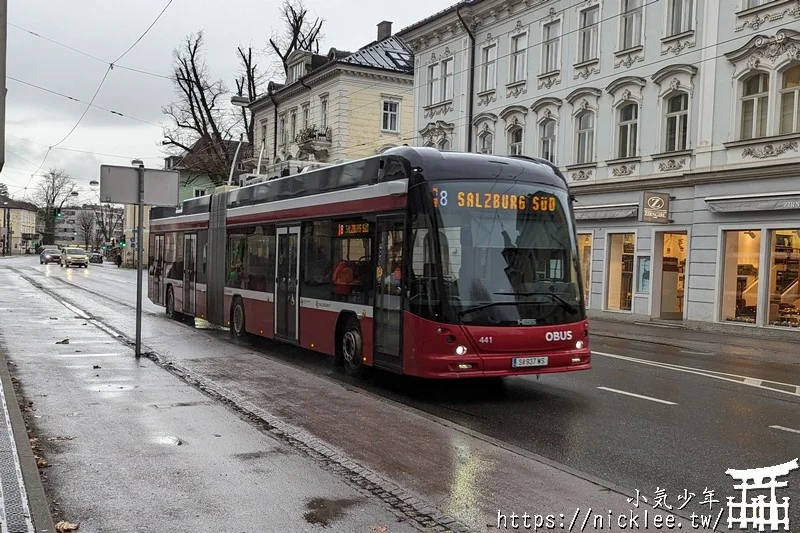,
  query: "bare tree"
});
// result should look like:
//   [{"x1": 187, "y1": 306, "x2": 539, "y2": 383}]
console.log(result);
[
  {"x1": 162, "y1": 32, "x2": 238, "y2": 186},
  {"x1": 91, "y1": 203, "x2": 124, "y2": 244},
  {"x1": 76, "y1": 210, "x2": 95, "y2": 249},
  {"x1": 268, "y1": 0, "x2": 324, "y2": 77},
  {"x1": 0, "y1": 182, "x2": 8, "y2": 197},
  {"x1": 235, "y1": 46, "x2": 268, "y2": 147},
  {"x1": 33, "y1": 169, "x2": 77, "y2": 245}
]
